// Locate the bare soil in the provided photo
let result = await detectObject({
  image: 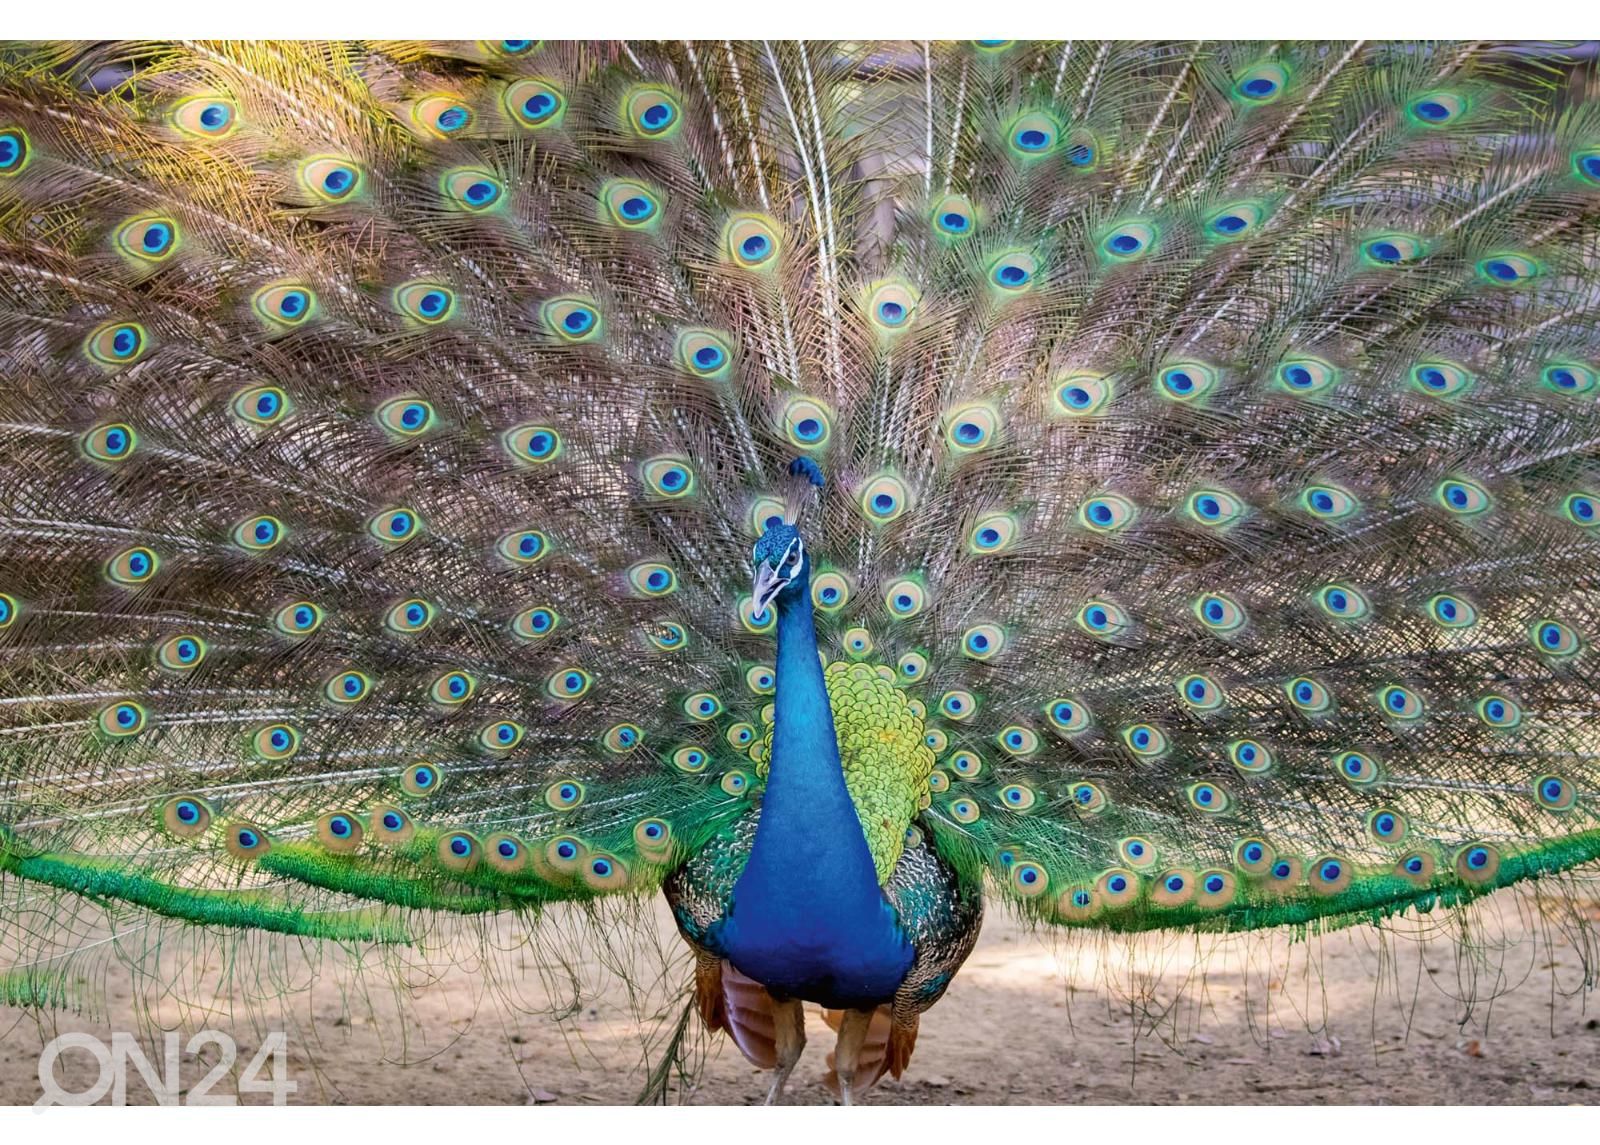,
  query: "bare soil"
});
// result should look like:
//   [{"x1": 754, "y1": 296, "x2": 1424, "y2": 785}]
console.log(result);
[{"x1": 3, "y1": 891, "x2": 1598, "y2": 1105}]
